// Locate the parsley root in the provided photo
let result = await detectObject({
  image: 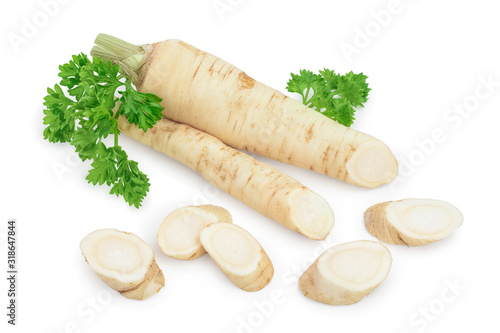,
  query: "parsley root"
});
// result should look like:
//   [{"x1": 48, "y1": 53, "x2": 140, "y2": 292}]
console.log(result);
[
  {"x1": 200, "y1": 222, "x2": 274, "y2": 292},
  {"x1": 80, "y1": 229, "x2": 165, "y2": 300},
  {"x1": 299, "y1": 240, "x2": 392, "y2": 305},
  {"x1": 118, "y1": 116, "x2": 335, "y2": 240},
  {"x1": 364, "y1": 199, "x2": 464, "y2": 246},
  {"x1": 92, "y1": 34, "x2": 398, "y2": 188},
  {"x1": 157, "y1": 205, "x2": 232, "y2": 260}
]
